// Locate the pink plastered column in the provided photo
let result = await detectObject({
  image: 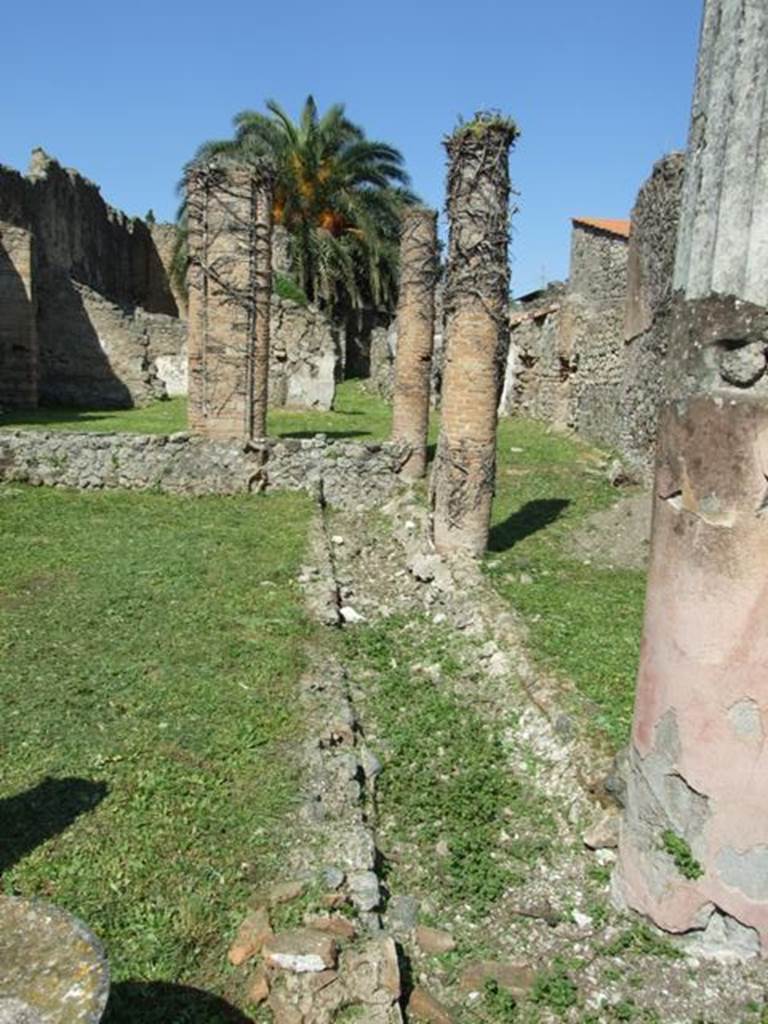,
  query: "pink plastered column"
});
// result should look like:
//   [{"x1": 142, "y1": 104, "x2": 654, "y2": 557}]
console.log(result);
[{"x1": 616, "y1": 392, "x2": 768, "y2": 956}]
